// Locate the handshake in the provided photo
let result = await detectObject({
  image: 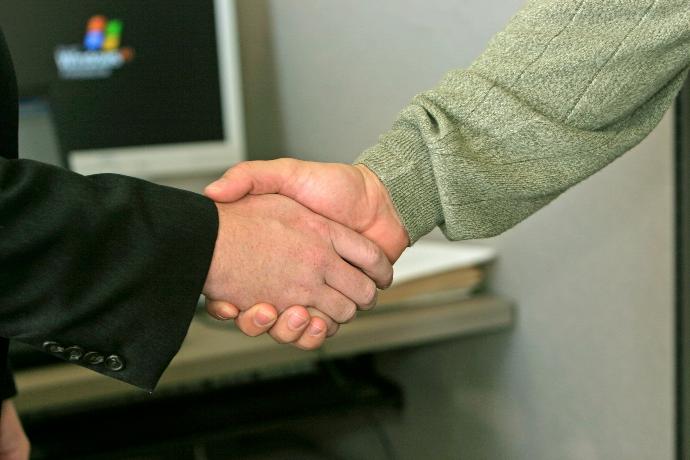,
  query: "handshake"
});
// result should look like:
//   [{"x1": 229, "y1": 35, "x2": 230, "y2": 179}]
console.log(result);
[{"x1": 200, "y1": 158, "x2": 410, "y2": 350}]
